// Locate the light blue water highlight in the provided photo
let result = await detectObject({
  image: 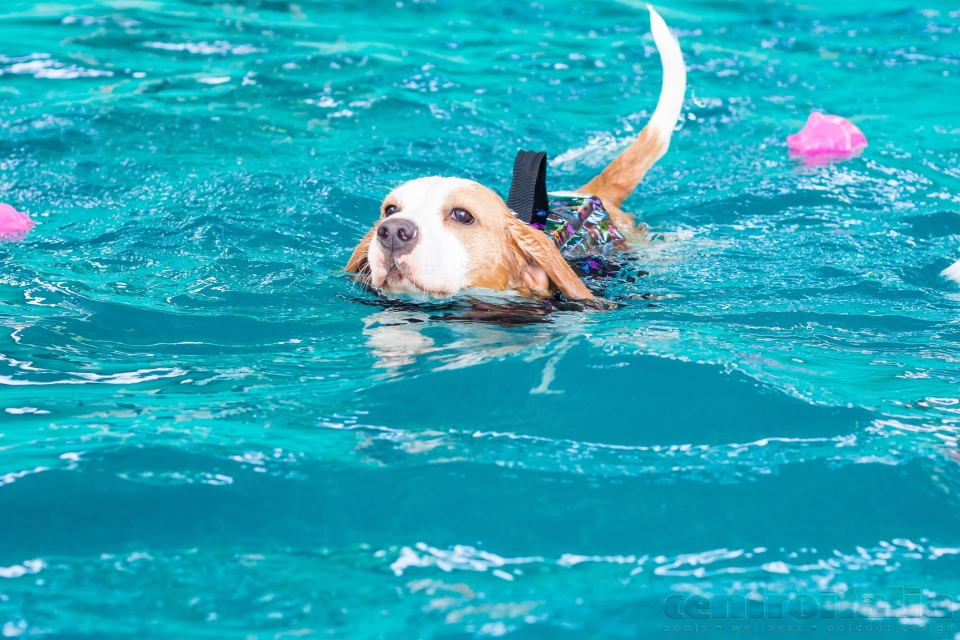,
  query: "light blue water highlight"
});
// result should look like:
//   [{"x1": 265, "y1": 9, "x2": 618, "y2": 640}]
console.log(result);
[{"x1": 1, "y1": 0, "x2": 960, "y2": 636}]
